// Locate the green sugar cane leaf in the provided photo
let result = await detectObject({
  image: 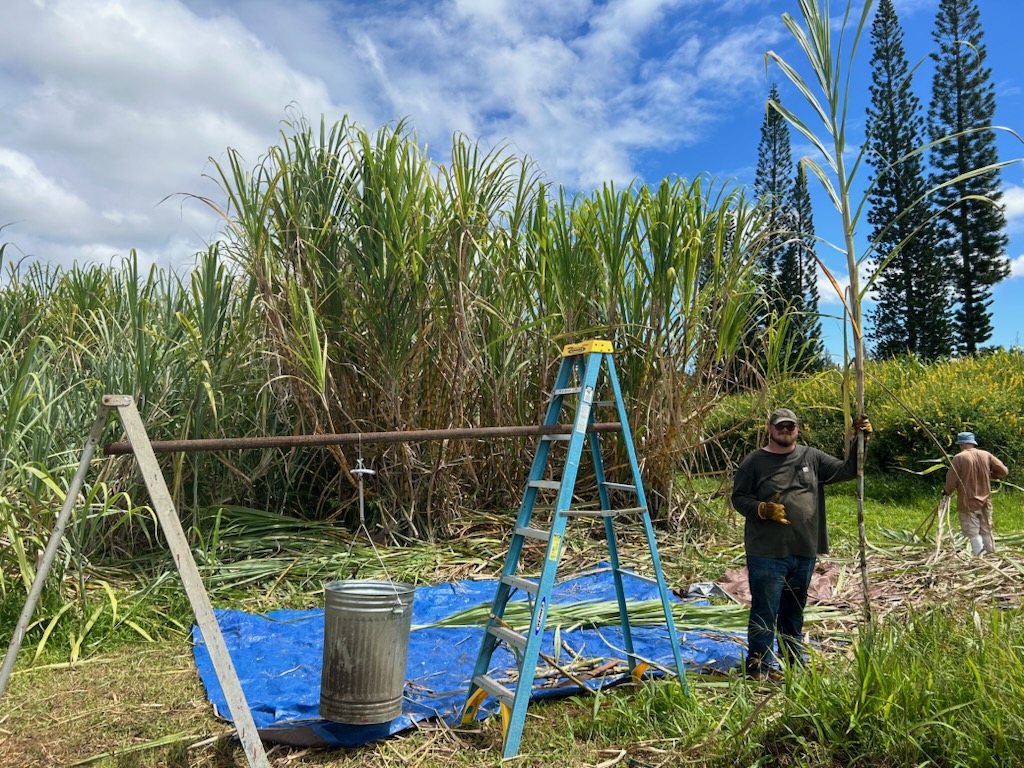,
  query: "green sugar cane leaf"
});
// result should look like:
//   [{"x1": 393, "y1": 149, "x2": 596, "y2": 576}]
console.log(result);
[
  {"x1": 22, "y1": 465, "x2": 67, "y2": 502},
  {"x1": 97, "y1": 580, "x2": 118, "y2": 624},
  {"x1": 2, "y1": 506, "x2": 35, "y2": 592},
  {"x1": 123, "y1": 619, "x2": 155, "y2": 643},
  {"x1": 32, "y1": 601, "x2": 76, "y2": 663},
  {"x1": 893, "y1": 464, "x2": 946, "y2": 476},
  {"x1": 67, "y1": 731, "x2": 207, "y2": 766},
  {"x1": 69, "y1": 603, "x2": 107, "y2": 664}
]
